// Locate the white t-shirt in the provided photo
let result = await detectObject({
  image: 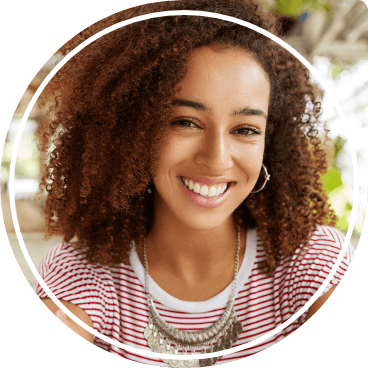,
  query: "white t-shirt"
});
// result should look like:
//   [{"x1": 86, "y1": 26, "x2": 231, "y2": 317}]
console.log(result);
[{"x1": 34, "y1": 225, "x2": 353, "y2": 365}]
